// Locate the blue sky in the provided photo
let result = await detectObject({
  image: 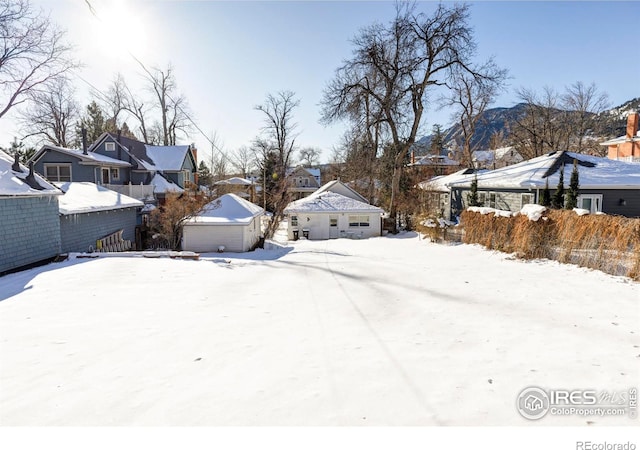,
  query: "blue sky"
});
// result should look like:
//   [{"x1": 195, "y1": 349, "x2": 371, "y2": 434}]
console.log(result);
[{"x1": 2, "y1": 1, "x2": 638, "y2": 165}]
